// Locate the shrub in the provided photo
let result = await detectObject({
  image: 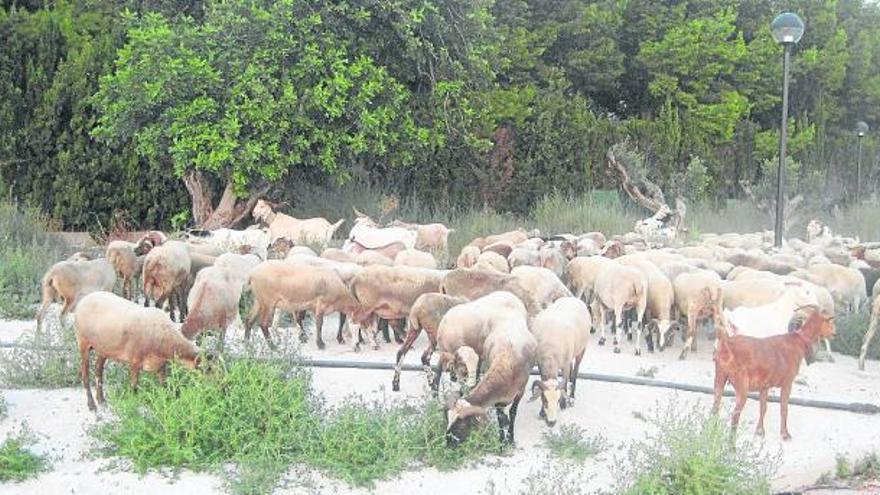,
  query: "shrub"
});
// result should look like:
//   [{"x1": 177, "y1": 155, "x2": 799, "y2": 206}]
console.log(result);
[
  {"x1": 0, "y1": 427, "x2": 49, "y2": 482},
  {"x1": 832, "y1": 309, "x2": 875, "y2": 361},
  {"x1": 616, "y1": 400, "x2": 779, "y2": 495},
  {"x1": 542, "y1": 424, "x2": 606, "y2": 463},
  {"x1": 95, "y1": 359, "x2": 502, "y2": 494},
  {"x1": 0, "y1": 201, "x2": 69, "y2": 319},
  {"x1": 0, "y1": 319, "x2": 81, "y2": 389}
]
